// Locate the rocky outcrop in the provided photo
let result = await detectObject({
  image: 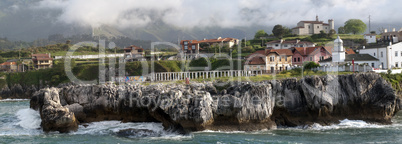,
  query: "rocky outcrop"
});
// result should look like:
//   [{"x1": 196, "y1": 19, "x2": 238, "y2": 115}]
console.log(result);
[
  {"x1": 0, "y1": 84, "x2": 39, "y2": 100},
  {"x1": 30, "y1": 73, "x2": 401, "y2": 133},
  {"x1": 31, "y1": 88, "x2": 78, "y2": 133}
]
